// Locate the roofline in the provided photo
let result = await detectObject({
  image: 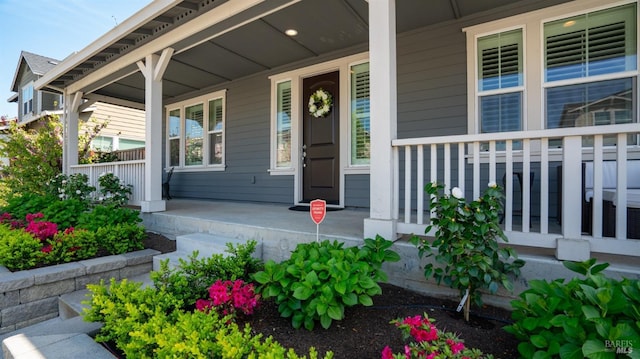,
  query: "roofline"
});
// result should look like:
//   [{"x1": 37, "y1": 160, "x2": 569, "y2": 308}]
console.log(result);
[
  {"x1": 10, "y1": 52, "x2": 27, "y2": 93},
  {"x1": 34, "y1": 0, "x2": 183, "y2": 92},
  {"x1": 7, "y1": 93, "x2": 18, "y2": 103}
]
